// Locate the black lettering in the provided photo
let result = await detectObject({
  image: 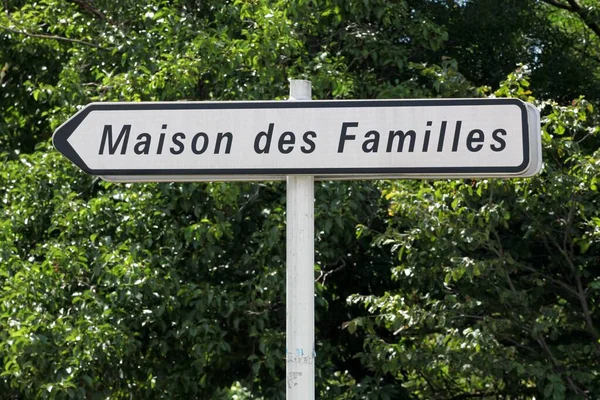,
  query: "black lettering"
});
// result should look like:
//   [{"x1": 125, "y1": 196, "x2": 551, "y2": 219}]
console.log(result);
[
  {"x1": 362, "y1": 130, "x2": 380, "y2": 153},
  {"x1": 215, "y1": 132, "x2": 233, "y2": 154},
  {"x1": 192, "y1": 132, "x2": 209, "y2": 154},
  {"x1": 386, "y1": 130, "x2": 416, "y2": 152},
  {"x1": 157, "y1": 133, "x2": 166, "y2": 154},
  {"x1": 278, "y1": 131, "x2": 295, "y2": 154},
  {"x1": 437, "y1": 121, "x2": 447, "y2": 152},
  {"x1": 157, "y1": 124, "x2": 167, "y2": 154},
  {"x1": 338, "y1": 122, "x2": 358, "y2": 153},
  {"x1": 451, "y1": 121, "x2": 462, "y2": 152},
  {"x1": 301, "y1": 131, "x2": 316, "y2": 154},
  {"x1": 491, "y1": 129, "x2": 507, "y2": 152},
  {"x1": 170, "y1": 132, "x2": 185, "y2": 155},
  {"x1": 99, "y1": 124, "x2": 130, "y2": 155},
  {"x1": 254, "y1": 123, "x2": 274, "y2": 154},
  {"x1": 133, "y1": 133, "x2": 151, "y2": 155},
  {"x1": 423, "y1": 121, "x2": 432, "y2": 152},
  {"x1": 466, "y1": 129, "x2": 484, "y2": 152}
]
